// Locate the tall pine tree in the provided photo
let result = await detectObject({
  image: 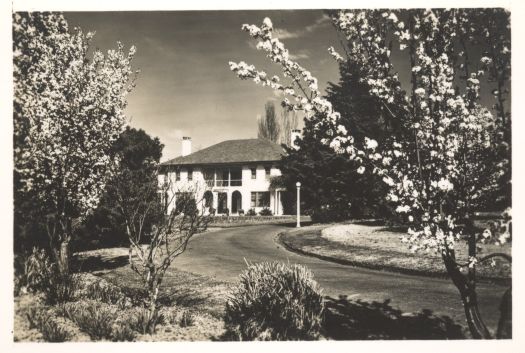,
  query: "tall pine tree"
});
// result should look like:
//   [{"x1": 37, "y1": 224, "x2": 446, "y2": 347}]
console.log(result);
[{"x1": 279, "y1": 59, "x2": 400, "y2": 221}]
